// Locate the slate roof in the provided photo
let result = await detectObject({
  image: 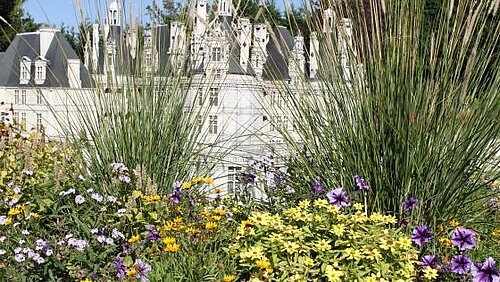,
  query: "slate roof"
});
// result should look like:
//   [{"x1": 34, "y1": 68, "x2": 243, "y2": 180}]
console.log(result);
[{"x1": 0, "y1": 30, "x2": 92, "y2": 88}]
